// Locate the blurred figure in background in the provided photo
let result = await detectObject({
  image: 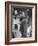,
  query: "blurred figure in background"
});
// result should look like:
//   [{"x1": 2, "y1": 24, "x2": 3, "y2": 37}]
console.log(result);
[{"x1": 26, "y1": 17, "x2": 32, "y2": 37}]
